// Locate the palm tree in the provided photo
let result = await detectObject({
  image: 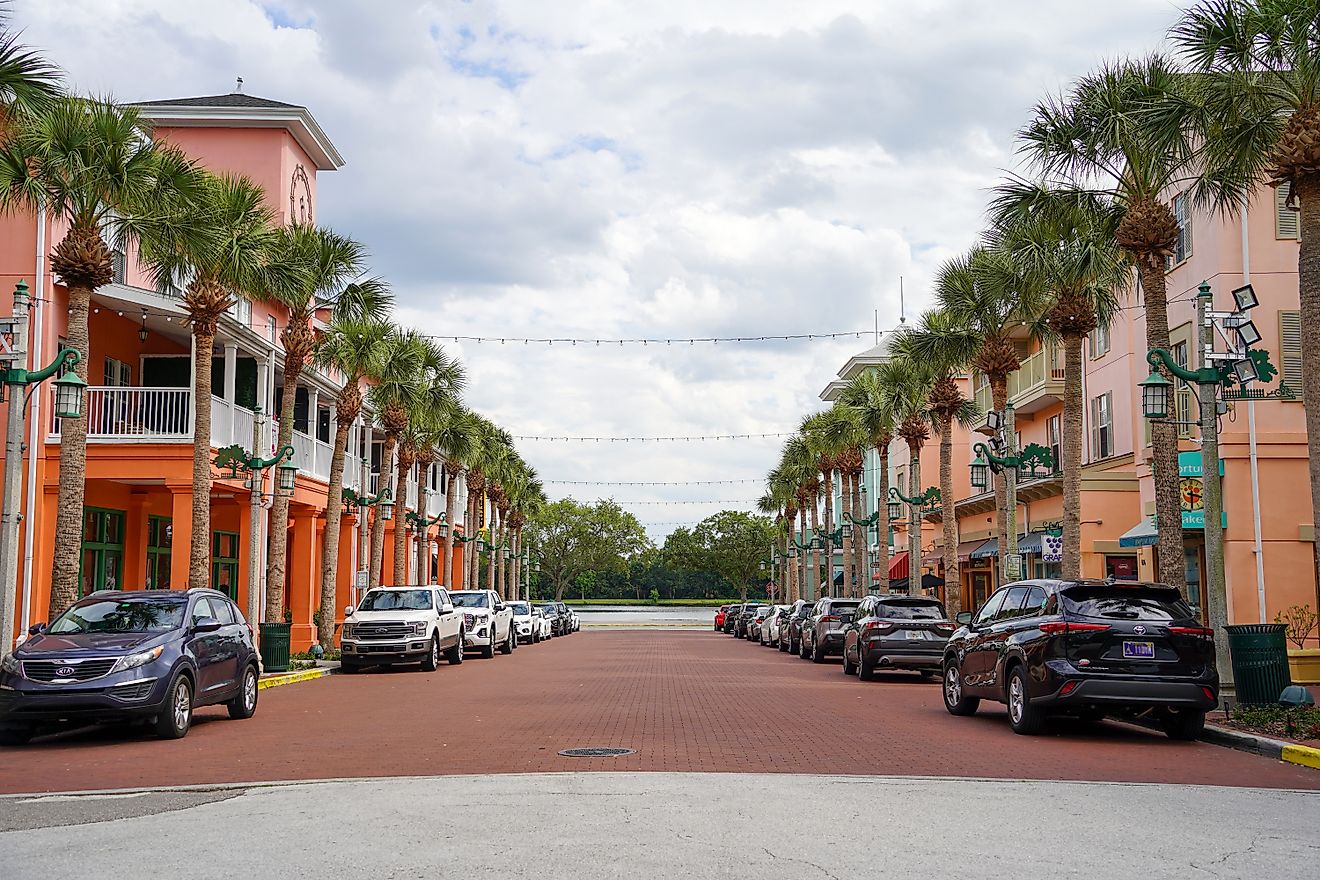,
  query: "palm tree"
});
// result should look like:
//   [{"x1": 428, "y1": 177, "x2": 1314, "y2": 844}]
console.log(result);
[
  {"x1": 312, "y1": 281, "x2": 393, "y2": 646},
  {"x1": 780, "y1": 435, "x2": 821, "y2": 600},
  {"x1": 838, "y1": 369, "x2": 899, "y2": 593},
  {"x1": 874, "y1": 354, "x2": 936, "y2": 597},
  {"x1": 432, "y1": 405, "x2": 480, "y2": 590},
  {"x1": 1165, "y1": 1, "x2": 1320, "y2": 585},
  {"x1": 265, "y1": 226, "x2": 367, "y2": 615},
  {"x1": 800, "y1": 412, "x2": 844, "y2": 597},
  {"x1": 0, "y1": 4, "x2": 61, "y2": 129},
  {"x1": 763, "y1": 465, "x2": 798, "y2": 602},
  {"x1": 0, "y1": 97, "x2": 204, "y2": 614},
  {"x1": 1017, "y1": 54, "x2": 1195, "y2": 589},
  {"x1": 461, "y1": 417, "x2": 497, "y2": 590},
  {"x1": 994, "y1": 195, "x2": 1127, "y2": 578},
  {"x1": 894, "y1": 315, "x2": 979, "y2": 615},
  {"x1": 365, "y1": 329, "x2": 426, "y2": 590},
  {"x1": 813, "y1": 405, "x2": 868, "y2": 597}
]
